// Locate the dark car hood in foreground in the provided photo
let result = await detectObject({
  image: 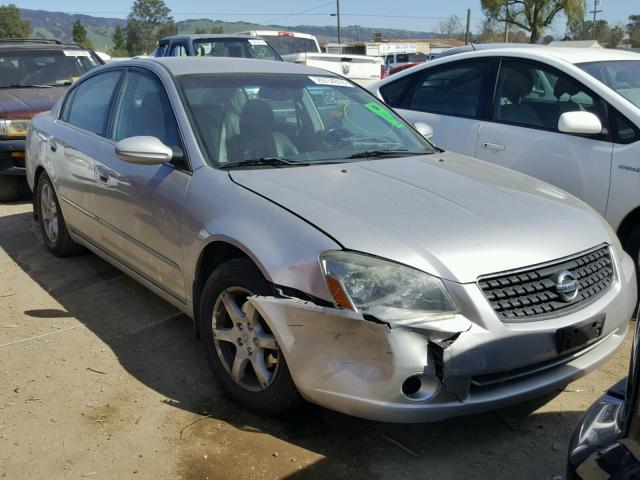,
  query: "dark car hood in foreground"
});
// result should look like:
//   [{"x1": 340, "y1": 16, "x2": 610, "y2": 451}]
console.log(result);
[
  {"x1": 0, "y1": 87, "x2": 66, "y2": 119},
  {"x1": 230, "y1": 152, "x2": 612, "y2": 283}
]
